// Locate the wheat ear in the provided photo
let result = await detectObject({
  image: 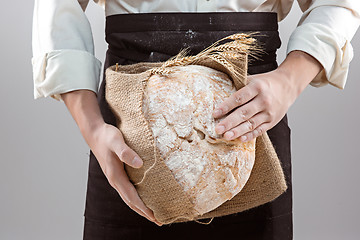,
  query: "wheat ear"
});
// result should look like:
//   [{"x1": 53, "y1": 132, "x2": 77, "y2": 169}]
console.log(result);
[{"x1": 149, "y1": 32, "x2": 263, "y2": 76}]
